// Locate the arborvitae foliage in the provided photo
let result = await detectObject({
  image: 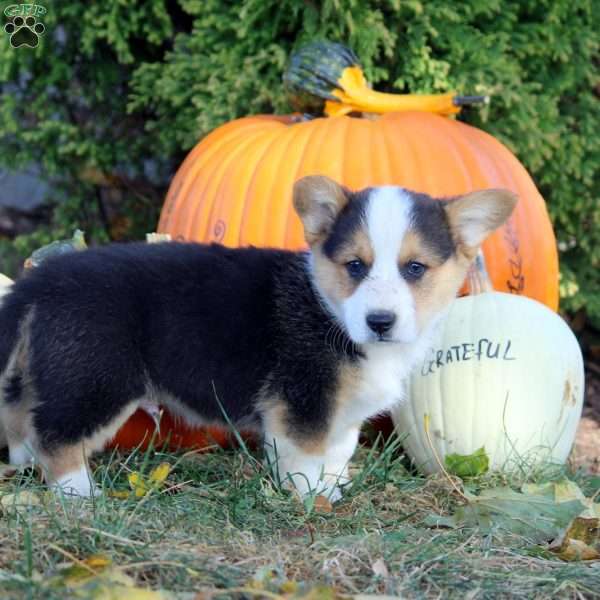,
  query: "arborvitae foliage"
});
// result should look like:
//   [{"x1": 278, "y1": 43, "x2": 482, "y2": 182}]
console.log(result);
[{"x1": 0, "y1": 1, "x2": 598, "y2": 321}]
